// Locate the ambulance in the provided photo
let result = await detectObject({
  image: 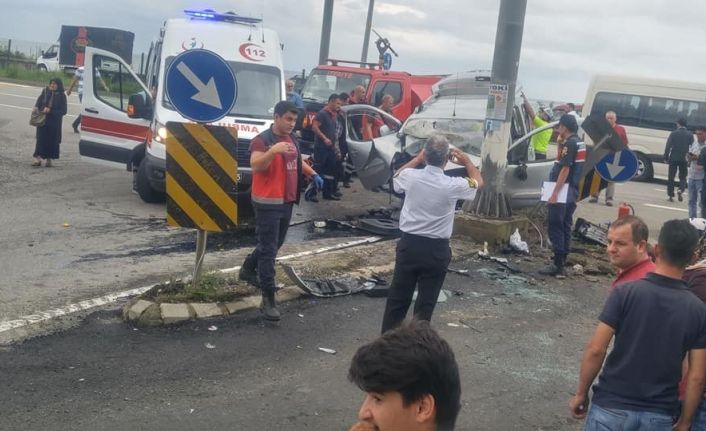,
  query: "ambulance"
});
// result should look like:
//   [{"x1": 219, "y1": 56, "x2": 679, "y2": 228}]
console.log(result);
[{"x1": 78, "y1": 9, "x2": 285, "y2": 218}]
